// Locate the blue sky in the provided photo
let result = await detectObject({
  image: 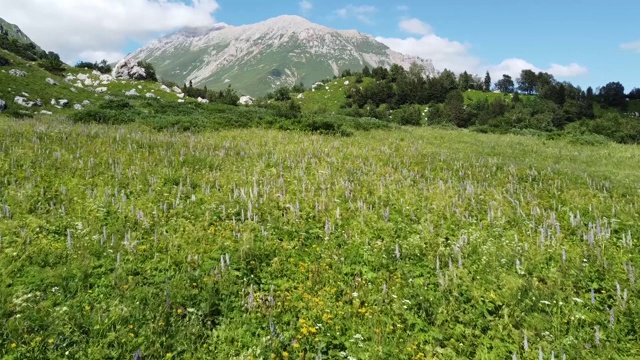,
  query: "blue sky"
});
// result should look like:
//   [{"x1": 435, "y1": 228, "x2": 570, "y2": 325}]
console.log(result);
[
  {"x1": 209, "y1": 0, "x2": 639, "y2": 90},
  {"x1": 5, "y1": 0, "x2": 638, "y2": 91}
]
